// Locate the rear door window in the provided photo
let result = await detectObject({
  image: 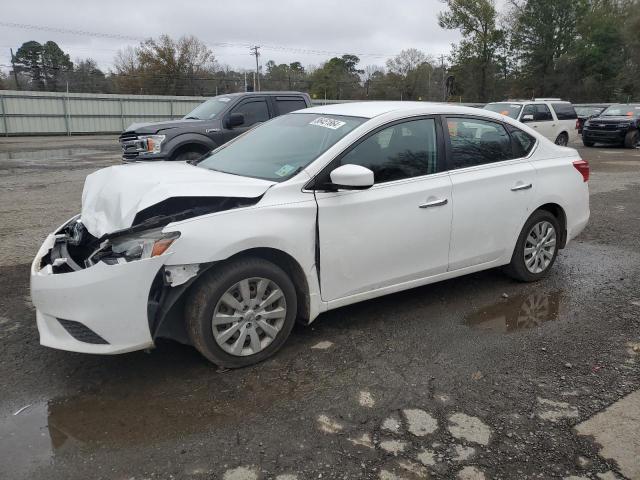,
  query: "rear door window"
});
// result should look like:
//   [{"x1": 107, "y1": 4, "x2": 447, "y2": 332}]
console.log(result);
[
  {"x1": 275, "y1": 97, "x2": 308, "y2": 115},
  {"x1": 446, "y1": 117, "x2": 514, "y2": 169},
  {"x1": 551, "y1": 103, "x2": 578, "y2": 120}
]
